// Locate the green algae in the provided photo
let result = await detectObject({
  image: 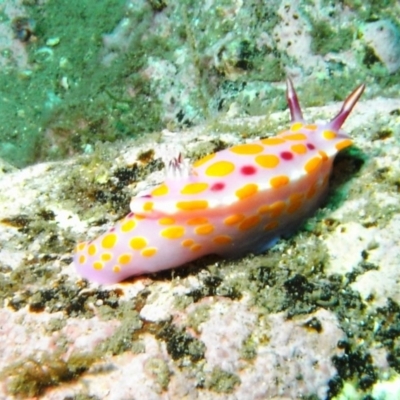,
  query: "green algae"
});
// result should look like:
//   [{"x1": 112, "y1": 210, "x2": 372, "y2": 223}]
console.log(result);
[{"x1": 206, "y1": 367, "x2": 241, "y2": 393}]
